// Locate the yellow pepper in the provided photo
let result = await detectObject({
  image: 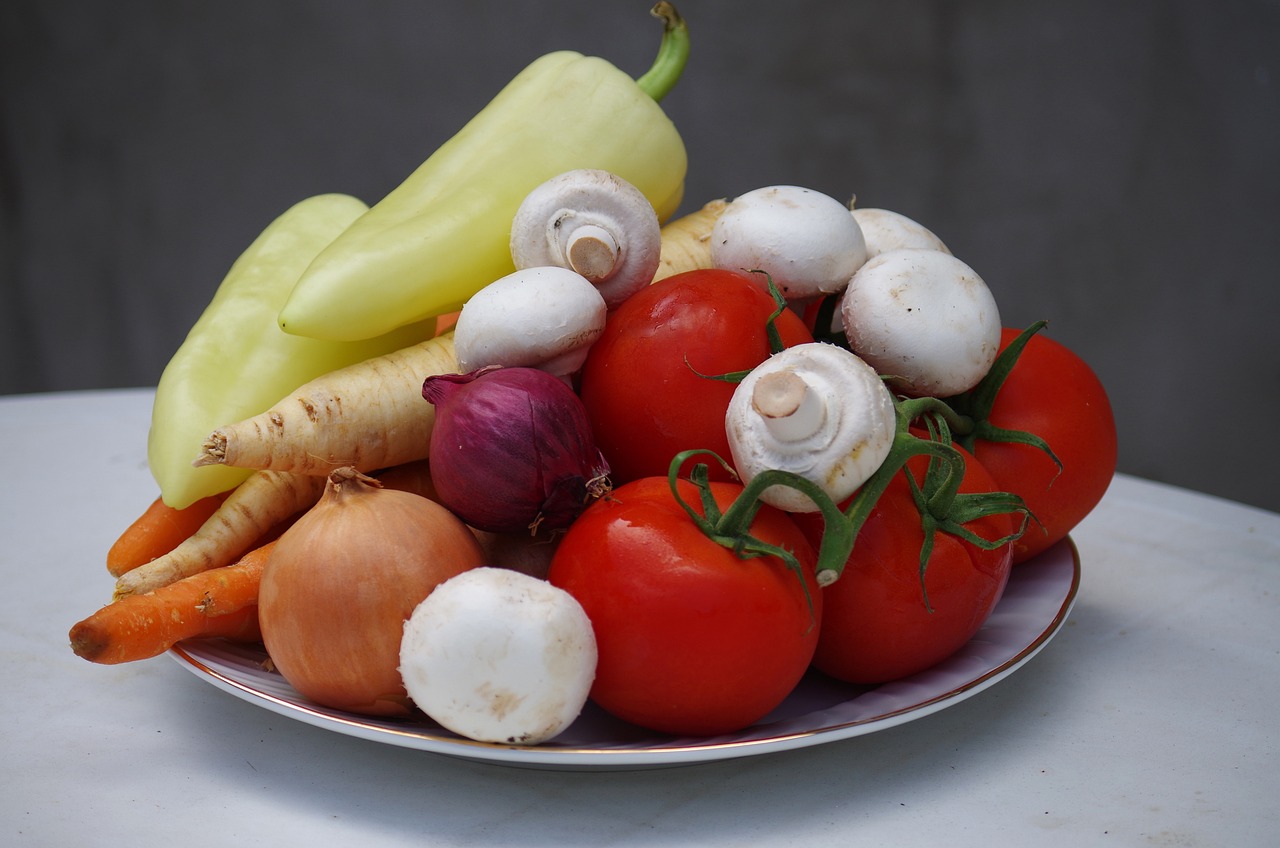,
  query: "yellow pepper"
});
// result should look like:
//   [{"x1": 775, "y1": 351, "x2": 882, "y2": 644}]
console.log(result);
[
  {"x1": 148, "y1": 194, "x2": 437, "y2": 509},
  {"x1": 277, "y1": 3, "x2": 690, "y2": 342}
]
